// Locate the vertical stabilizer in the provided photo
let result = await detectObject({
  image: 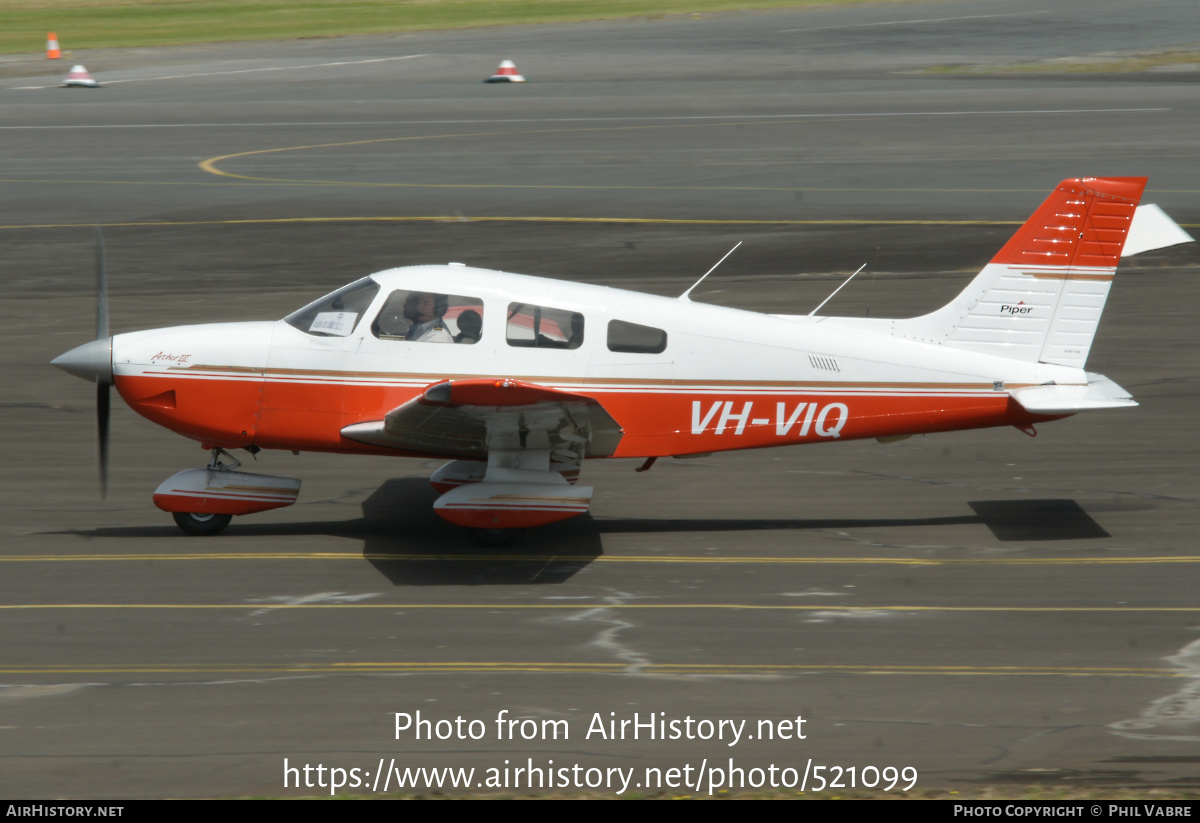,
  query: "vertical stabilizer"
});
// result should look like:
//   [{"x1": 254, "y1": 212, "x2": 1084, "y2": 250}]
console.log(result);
[{"x1": 900, "y1": 178, "x2": 1146, "y2": 368}]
